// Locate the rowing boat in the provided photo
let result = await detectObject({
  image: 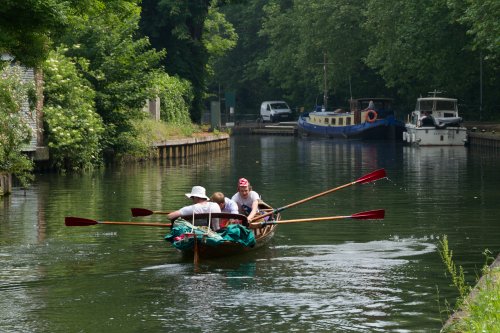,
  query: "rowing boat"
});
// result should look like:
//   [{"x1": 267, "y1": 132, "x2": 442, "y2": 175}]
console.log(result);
[{"x1": 165, "y1": 201, "x2": 278, "y2": 259}]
